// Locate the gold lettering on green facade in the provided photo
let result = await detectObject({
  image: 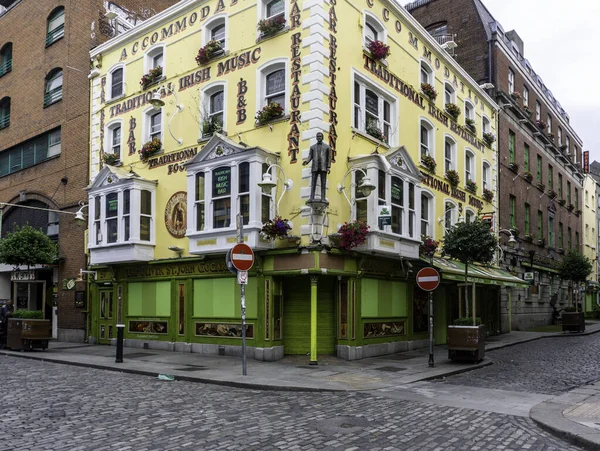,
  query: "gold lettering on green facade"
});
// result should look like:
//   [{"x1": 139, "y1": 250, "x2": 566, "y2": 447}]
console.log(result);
[
  {"x1": 328, "y1": 0, "x2": 338, "y2": 162},
  {"x1": 237, "y1": 79, "x2": 247, "y2": 124},
  {"x1": 127, "y1": 117, "x2": 136, "y2": 155},
  {"x1": 124, "y1": 261, "x2": 228, "y2": 278},
  {"x1": 287, "y1": 2, "x2": 301, "y2": 164}
]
